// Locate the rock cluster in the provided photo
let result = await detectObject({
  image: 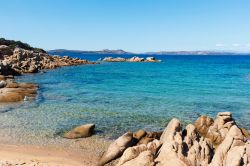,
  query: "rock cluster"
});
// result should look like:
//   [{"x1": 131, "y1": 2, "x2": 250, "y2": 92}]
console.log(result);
[
  {"x1": 0, "y1": 75, "x2": 38, "y2": 102},
  {"x1": 0, "y1": 46, "x2": 95, "y2": 75},
  {"x1": 0, "y1": 43, "x2": 95, "y2": 102},
  {"x1": 102, "y1": 56, "x2": 161, "y2": 62},
  {"x1": 98, "y1": 112, "x2": 250, "y2": 166}
]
